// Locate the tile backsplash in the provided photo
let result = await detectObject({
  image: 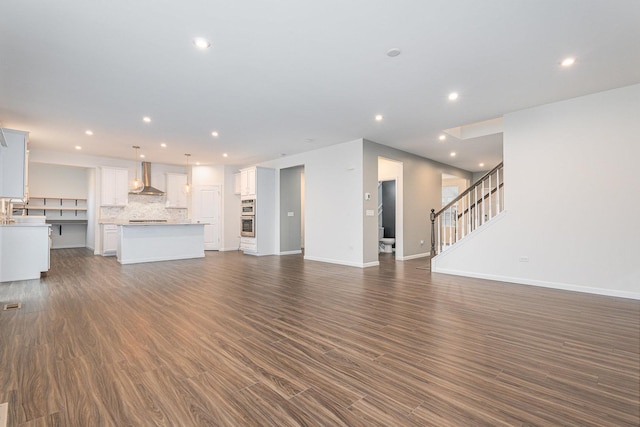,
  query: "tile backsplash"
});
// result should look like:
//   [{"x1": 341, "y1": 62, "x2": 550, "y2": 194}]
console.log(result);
[{"x1": 100, "y1": 194, "x2": 187, "y2": 221}]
